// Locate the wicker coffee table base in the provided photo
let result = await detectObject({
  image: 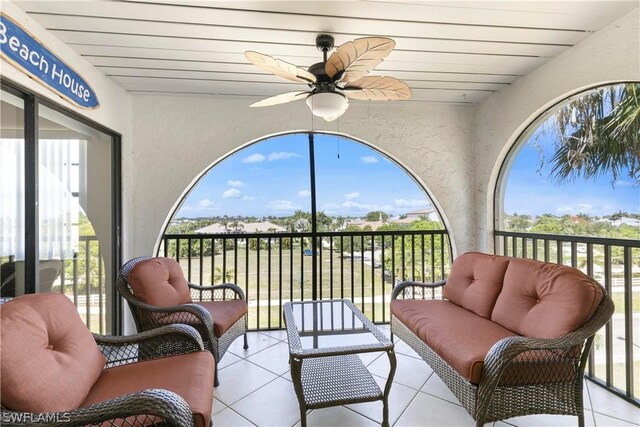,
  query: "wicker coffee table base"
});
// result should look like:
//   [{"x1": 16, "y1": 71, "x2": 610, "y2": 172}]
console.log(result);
[{"x1": 290, "y1": 352, "x2": 396, "y2": 427}]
